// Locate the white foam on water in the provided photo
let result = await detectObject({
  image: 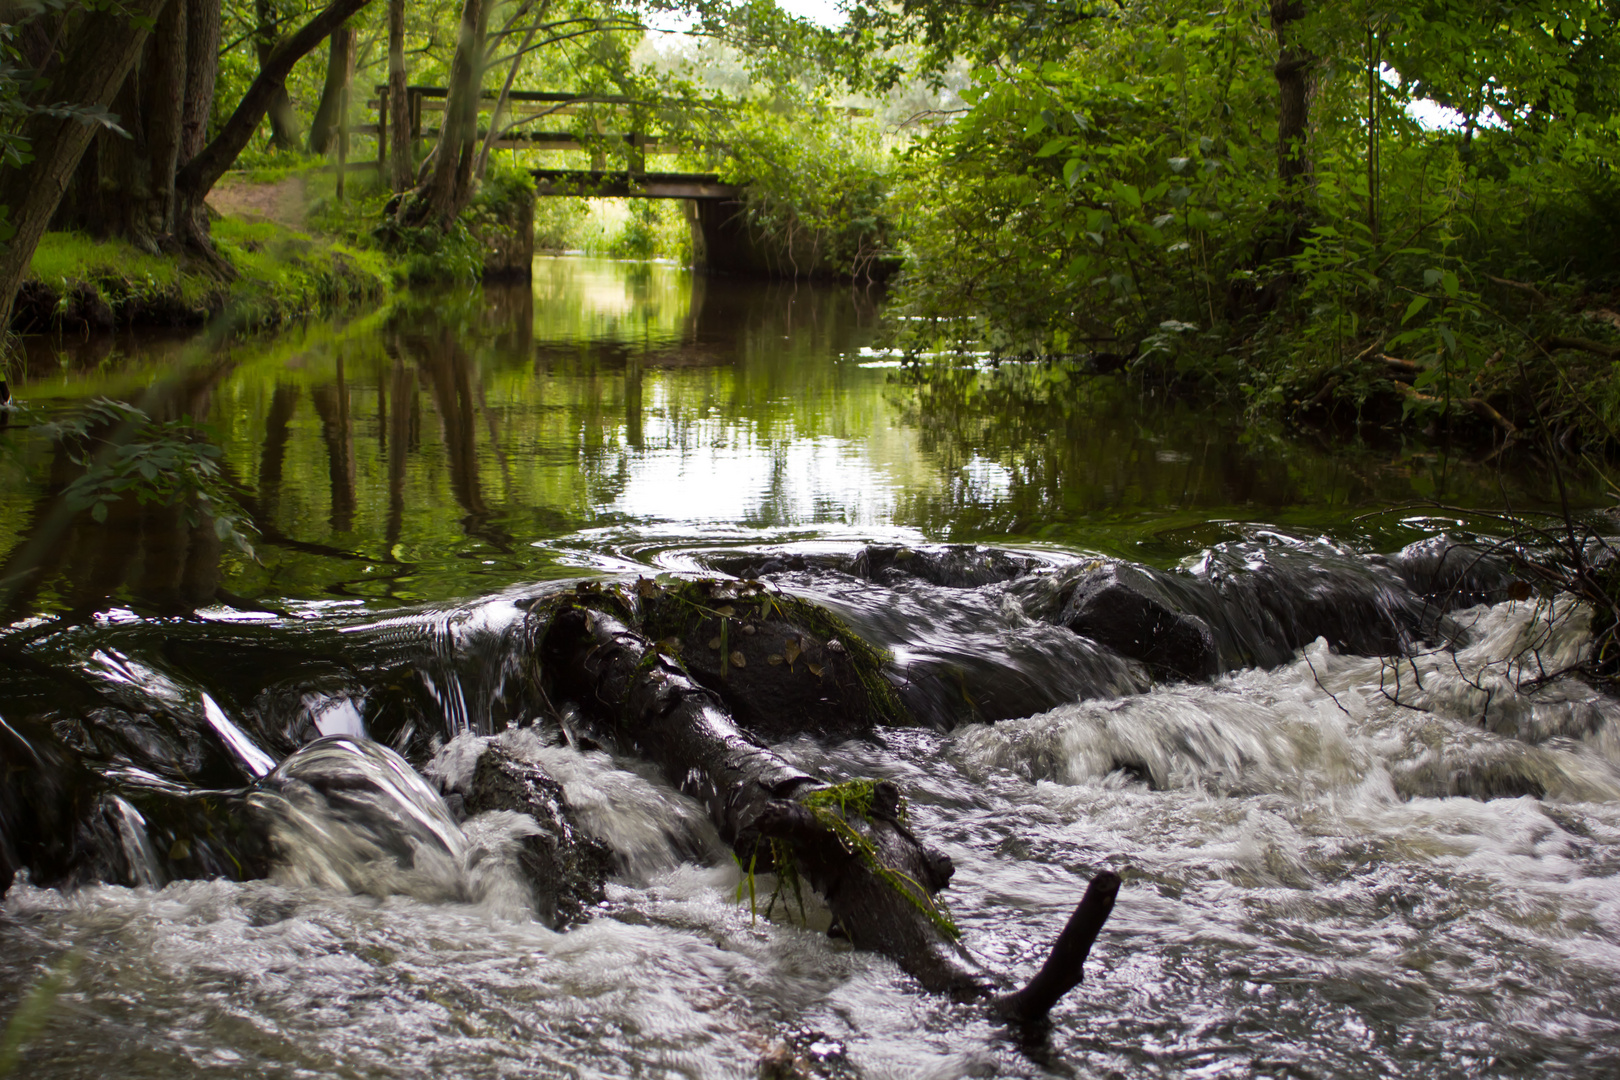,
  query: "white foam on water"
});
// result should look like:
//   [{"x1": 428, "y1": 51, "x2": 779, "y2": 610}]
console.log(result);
[{"x1": 427, "y1": 729, "x2": 724, "y2": 881}]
